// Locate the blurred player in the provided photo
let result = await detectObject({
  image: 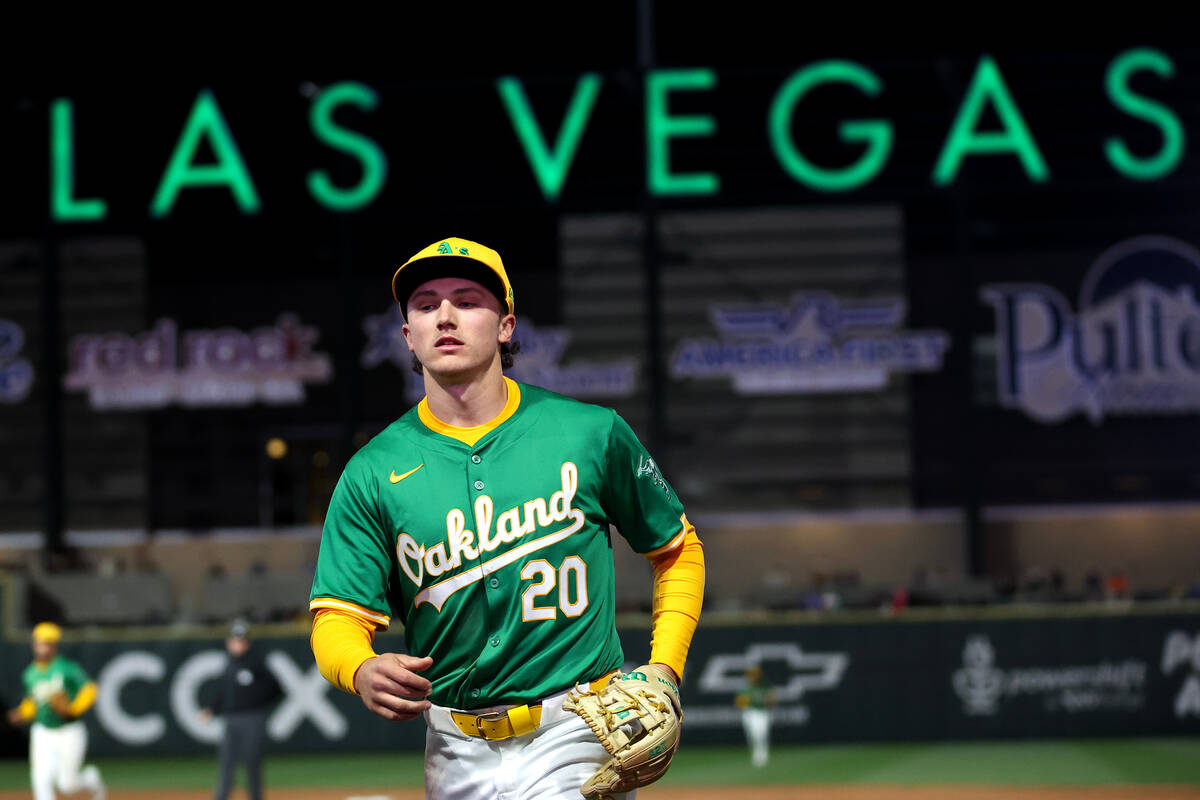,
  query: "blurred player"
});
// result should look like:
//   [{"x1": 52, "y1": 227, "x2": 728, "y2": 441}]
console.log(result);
[
  {"x1": 735, "y1": 665, "x2": 777, "y2": 767},
  {"x1": 6, "y1": 622, "x2": 106, "y2": 800},
  {"x1": 309, "y1": 237, "x2": 705, "y2": 798}
]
